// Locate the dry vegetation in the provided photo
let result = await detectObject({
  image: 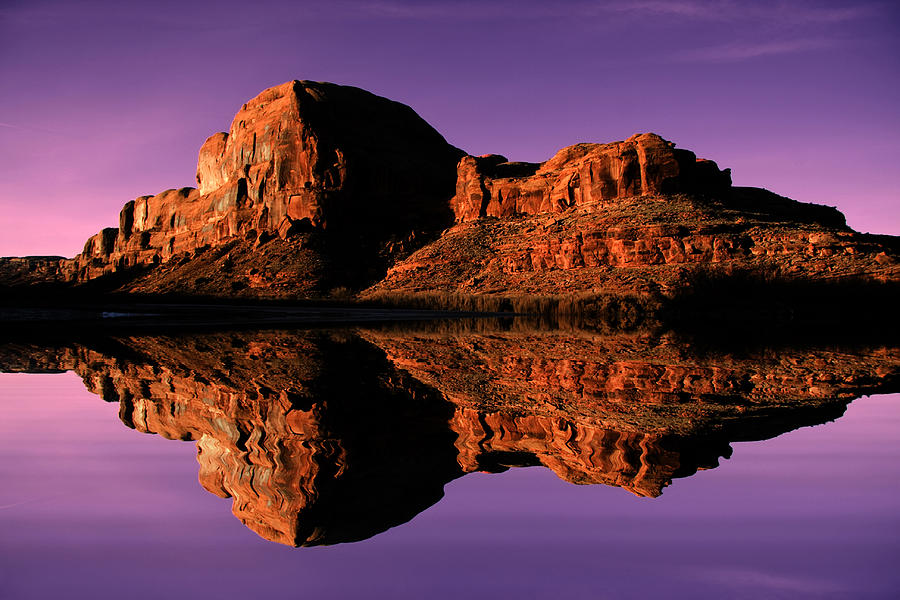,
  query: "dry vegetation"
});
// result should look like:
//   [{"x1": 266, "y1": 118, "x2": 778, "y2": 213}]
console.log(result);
[{"x1": 362, "y1": 289, "x2": 659, "y2": 330}]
